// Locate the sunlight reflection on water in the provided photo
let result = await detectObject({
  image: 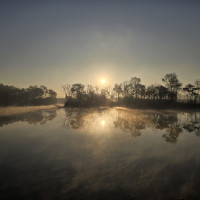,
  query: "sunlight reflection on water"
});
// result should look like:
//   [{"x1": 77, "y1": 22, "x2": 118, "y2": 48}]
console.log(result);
[
  {"x1": 101, "y1": 120, "x2": 105, "y2": 126},
  {"x1": 0, "y1": 107, "x2": 200, "y2": 200}
]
